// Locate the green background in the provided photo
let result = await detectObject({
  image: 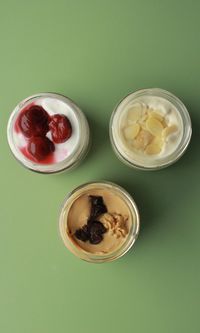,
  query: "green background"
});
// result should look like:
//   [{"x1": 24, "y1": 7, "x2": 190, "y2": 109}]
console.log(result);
[{"x1": 1, "y1": 1, "x2": 200, "y2": 332}]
